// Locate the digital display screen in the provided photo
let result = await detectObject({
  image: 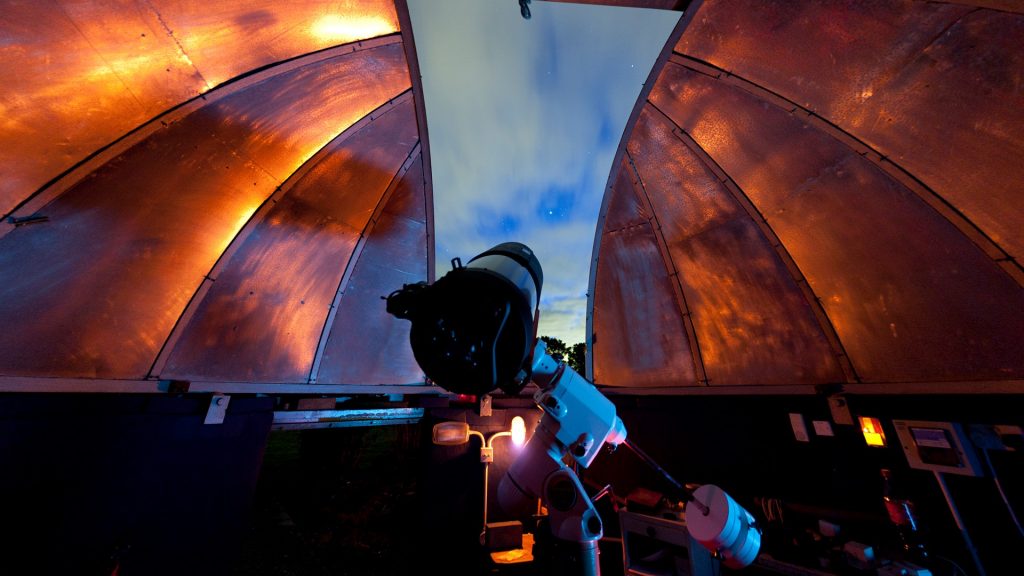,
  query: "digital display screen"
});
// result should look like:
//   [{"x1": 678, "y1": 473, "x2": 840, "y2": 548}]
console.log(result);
[
  {"x1": 910, "y1": 427, "x2": 960, "y2": 467},
  {"x1": 893, "y1": 420, "x2": 981, "y2": 476},
  {"x1": 911, "y1": 427, "x2": 952, "y2": 449}
]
